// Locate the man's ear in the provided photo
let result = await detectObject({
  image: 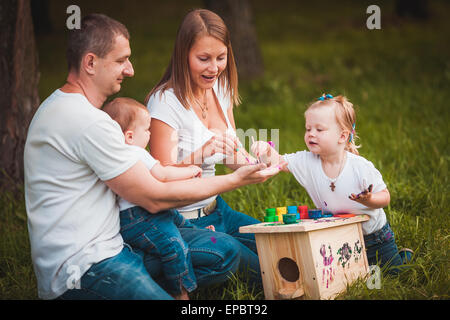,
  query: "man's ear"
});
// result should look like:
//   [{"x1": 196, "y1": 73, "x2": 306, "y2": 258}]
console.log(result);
[
  {"x1": 124, "y1": 130, "x2": 134, "y2": 145},
  {"x1": 82, "y1": 53, "x2": 97, "y2": 75}
]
